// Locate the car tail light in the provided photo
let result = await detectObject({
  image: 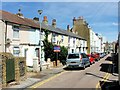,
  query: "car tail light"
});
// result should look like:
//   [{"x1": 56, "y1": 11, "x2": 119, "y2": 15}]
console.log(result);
[{"x1": 80, "y1": 55, "x2": 82, "y2": 61}]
